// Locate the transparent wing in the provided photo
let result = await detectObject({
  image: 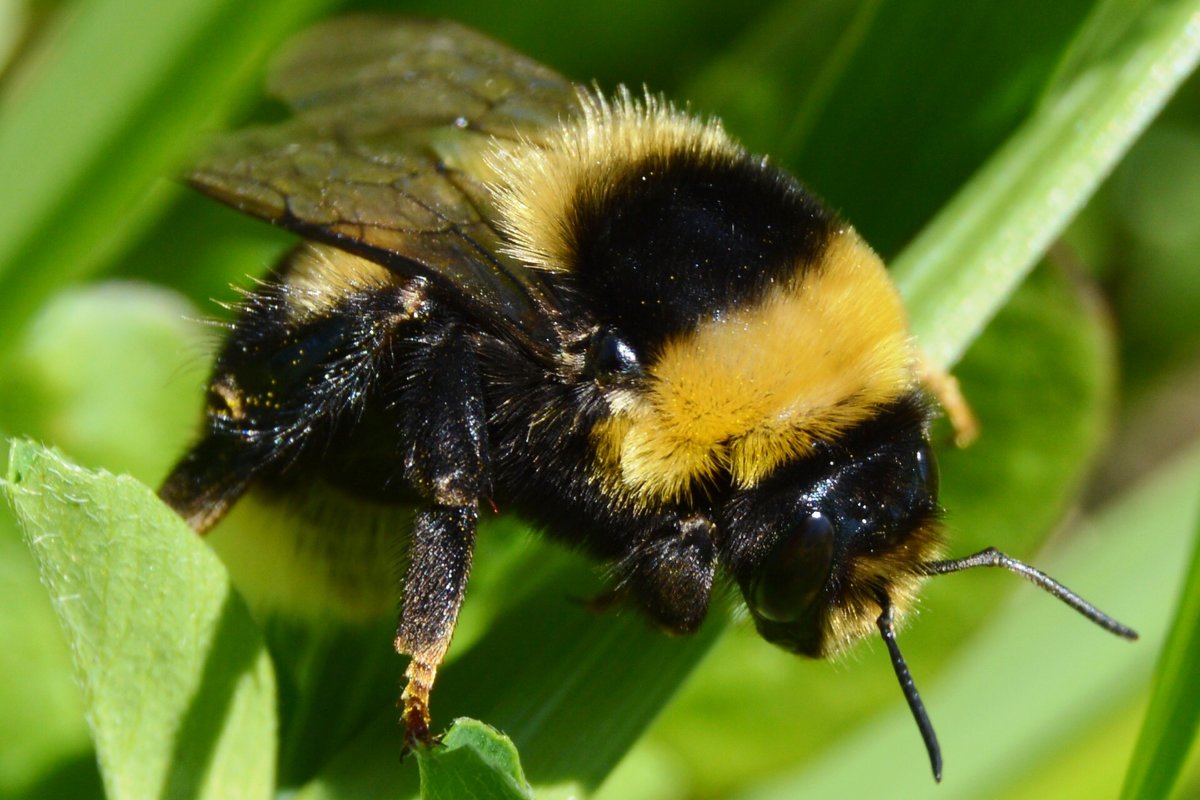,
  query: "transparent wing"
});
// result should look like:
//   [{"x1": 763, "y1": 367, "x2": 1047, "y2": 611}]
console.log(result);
[{"x1": 189, "y1": 17, "x2": 584, "y2": 354}]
